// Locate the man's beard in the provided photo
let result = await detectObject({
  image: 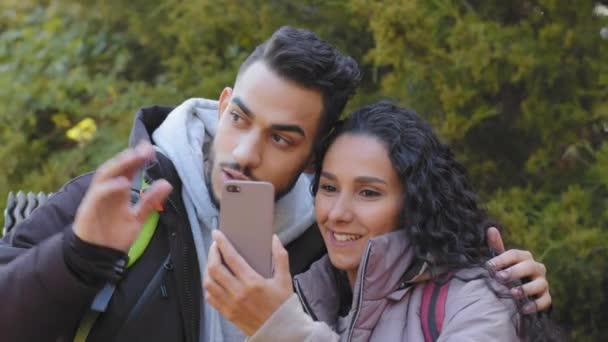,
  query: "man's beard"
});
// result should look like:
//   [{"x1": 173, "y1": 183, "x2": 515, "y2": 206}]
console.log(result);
[
  {"x1": 204, "y1": 148, "x2": 221, "y2": 209},
  {"x1": 205, "y1": 147, "x2": 307, "y2": 209}
]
